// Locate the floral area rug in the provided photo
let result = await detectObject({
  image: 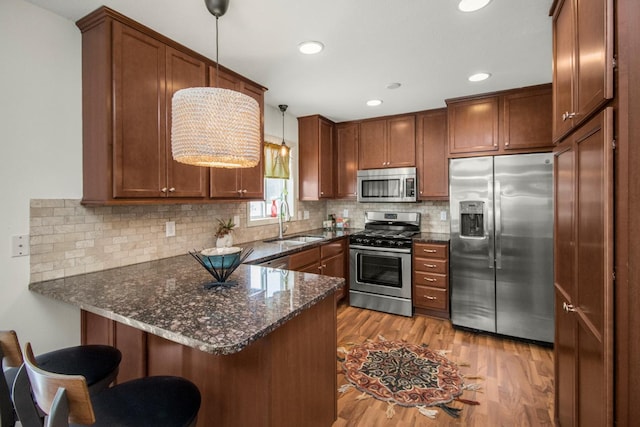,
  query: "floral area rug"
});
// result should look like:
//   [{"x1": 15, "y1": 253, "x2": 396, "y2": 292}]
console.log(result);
[{"x1": 338, "y1": 337, "x2": 482, "y2": 419}]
